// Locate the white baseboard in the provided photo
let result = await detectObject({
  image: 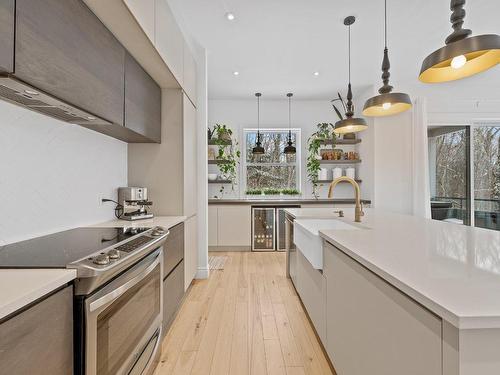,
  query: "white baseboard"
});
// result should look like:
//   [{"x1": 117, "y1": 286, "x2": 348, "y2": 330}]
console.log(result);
[{"x1": 196, "y1": 267, "x2": 209, "y2": 279}]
